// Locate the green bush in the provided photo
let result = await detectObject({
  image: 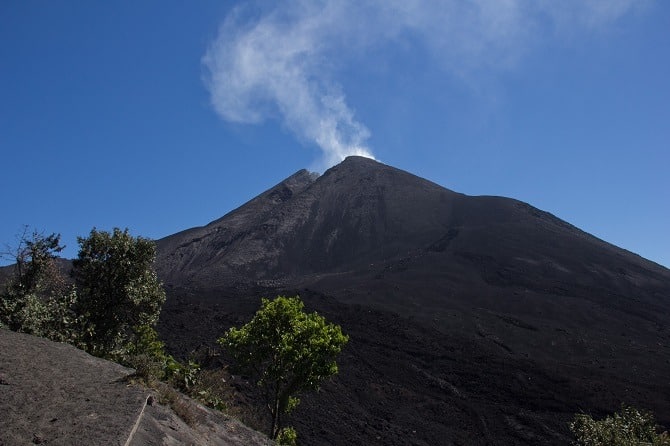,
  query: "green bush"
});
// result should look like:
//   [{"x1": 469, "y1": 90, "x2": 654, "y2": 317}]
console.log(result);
[
  {"x1": 0, "y1": 286, "x2": 82, "y2": 345},
  {"x1": 127, "y1": 353, "x2": 165, "y2": 381},
  {"x1": 0, "y1": 290, "x2": 49, "y2": 333},
  {"x1": 196, "y1": 389, "x2": 227, "y2": 411},
  {"x1": 165, "y1": 356, "x2": 201, "y2": 391},
  {"x1": 0, "y1": 229, "x2": 81, "y2": 344},
  {"x1": 570, "y1": 404, "x2": 670, "y2": 446},
  {"x1": 276, "y1": 426, "x2": 298, "y2": 446}
]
